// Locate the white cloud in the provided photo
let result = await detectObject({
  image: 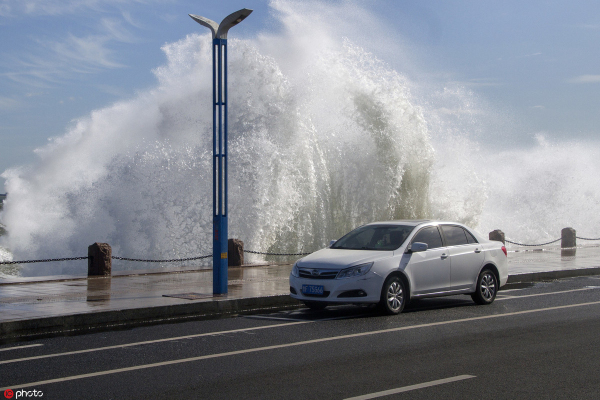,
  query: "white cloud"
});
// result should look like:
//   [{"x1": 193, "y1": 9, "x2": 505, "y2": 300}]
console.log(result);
[
  {"x1": 49, "y1": 33, "x2": 124, "y2": 69},
  {"x1": 448, "y1": 78, "x2": 502, "y2": 87},
  {"x1": 2, "y1": 17, "x2": 137, "y2": 86},
  {"x1": 0, "y1": 96, "x2": 19, "y2": 109},
  {"x1": 0, "y1": 3, "x2": 10, "y2": 16},
  {"x1": 437, "y1": 107, "x2": 482, "y2": 116},
  {"x1": 531, "y1": 105, "x2": 545, "y2": 110},
  {"x1": 575, "y1": 23, "x2": 600, "y2": 30},
  {"x1": 521, "y1": 52, "x2": 542, "y2": 58},
  {"x1": 568, "y1": 75, "x2": 600, "y2": 84},
  {"x1": 0, "y1": 0, "x2": 159, "y2": 16}
]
